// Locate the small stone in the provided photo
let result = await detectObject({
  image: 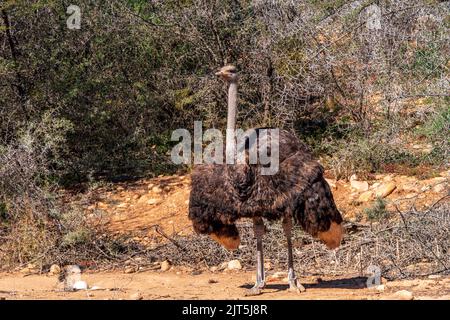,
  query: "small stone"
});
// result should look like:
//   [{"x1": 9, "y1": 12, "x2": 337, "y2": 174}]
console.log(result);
[
  {"x1": 137, "y1": 195, "x2": 148, "y2": 204},
  {"x1": 147, "y1": 198, "x2": 159, "y2": 205},
  {"x1": 73, "y1": 280, "x2": 88, "y2": 291},
  {"x1": 49, "y1": 264, "x2": 61, "y2": 275},
  {"x1": 124, "y1": 267, "x2": 136, "y2": 274},
  {"x1": 432, "y1": 183, "x2": 447, "y2": 193},
  {"x1": 351, "y1": 180, "x2": 369, "y2": 192},
  {"x1": 219, "y1": 262, "x2": 228, "y2": 270},
  {"x1": 350, "y1": 174, "x2": 358, "y2": 181},
  {"x1": 375, "y1": 182, "x2": 396, "y2": 198},
  {"x1": 227, "y1": 260, "x2": 242, "y2": 270},
  {"x1": 152, "y1": 186, "x2": 162, "y2": 194},
  {"x1": 21, "y1": 263, "x2": 38, "y2": 274},
  {"x1": 209, "y1": 266, "x2": 218, "y2": 272},
  {"x1": 160, "y1": 260, "x2": 171, "y2": 271},
  {"x1": 428, "y1": 274, "x2": 441, "y2": 279},
  {"x1": 117, "y1": 203, "x2": 128, "y2": 208},
  {"x1": 208, "y1": 279, "x2": 218, "y2": 284},
  {"x1": 130, "y1": 292, "x2": 143, "y2": 300},
  {"x1": 90, "y1": 286, "x2": 102, "y2": 291},
  {"x1": 373, "y1": 284, "x2": 385, "y2": 292},
  {"x1": 370, "y1": 182, "x2": 381, "y2": 190},
  {"x1": 392, "y1": 290, "x2": 414, "y2": 300}
]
